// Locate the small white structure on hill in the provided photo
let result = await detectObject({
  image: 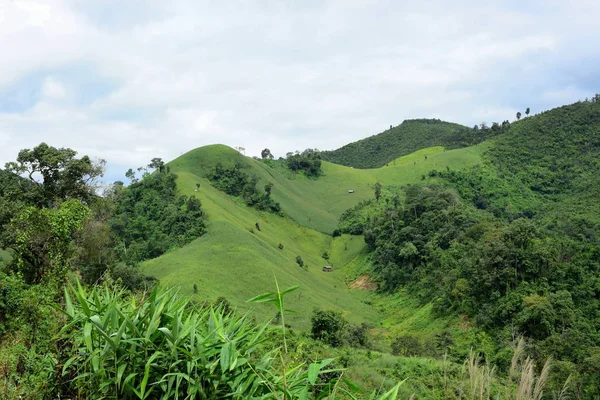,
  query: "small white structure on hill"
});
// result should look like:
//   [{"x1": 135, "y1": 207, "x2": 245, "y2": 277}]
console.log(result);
[{"x1": 348, "y1": 189, "x2": 354, "y2": 194}]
